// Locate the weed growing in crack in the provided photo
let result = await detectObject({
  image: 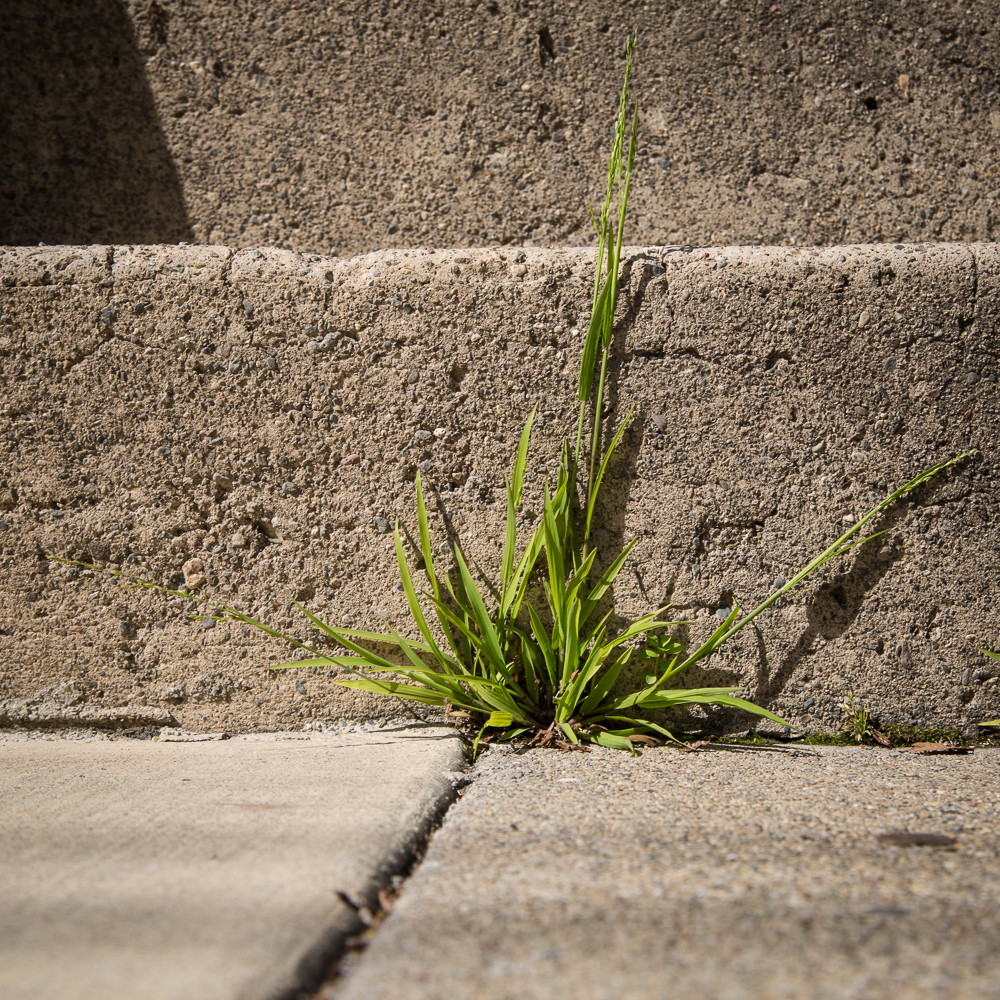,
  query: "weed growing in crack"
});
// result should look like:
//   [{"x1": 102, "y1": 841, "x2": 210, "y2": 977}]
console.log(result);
[
  {"x1": 56, "y1": 35, "x2": 976, "y2": 753},
  {"x1": 976, "y1": 649, "x2": 1000, "y2": 728},
  {"x1": 838, "y1": 691, "x2": 890, "y2": 746}
]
